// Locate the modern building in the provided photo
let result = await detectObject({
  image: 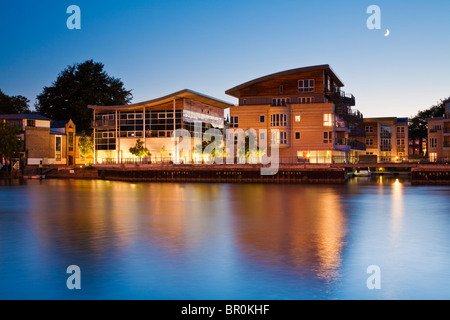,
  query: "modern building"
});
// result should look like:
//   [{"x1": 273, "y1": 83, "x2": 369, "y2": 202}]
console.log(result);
[
  {"x1": 225, "y1": 65, "x2": 365, "y2": 164},
  {"x1": 358, "y1": 117, "x2": 409, "y2": 162},
  {"x1": 426, "y1": 99, "x2": 450, "y2": 162},
  {"x1": 0, "y1": 114, "x2": 81, "y2": 166},
  {"x1": 88, "y1": 89, "x2": 233, "y2": 164}
]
